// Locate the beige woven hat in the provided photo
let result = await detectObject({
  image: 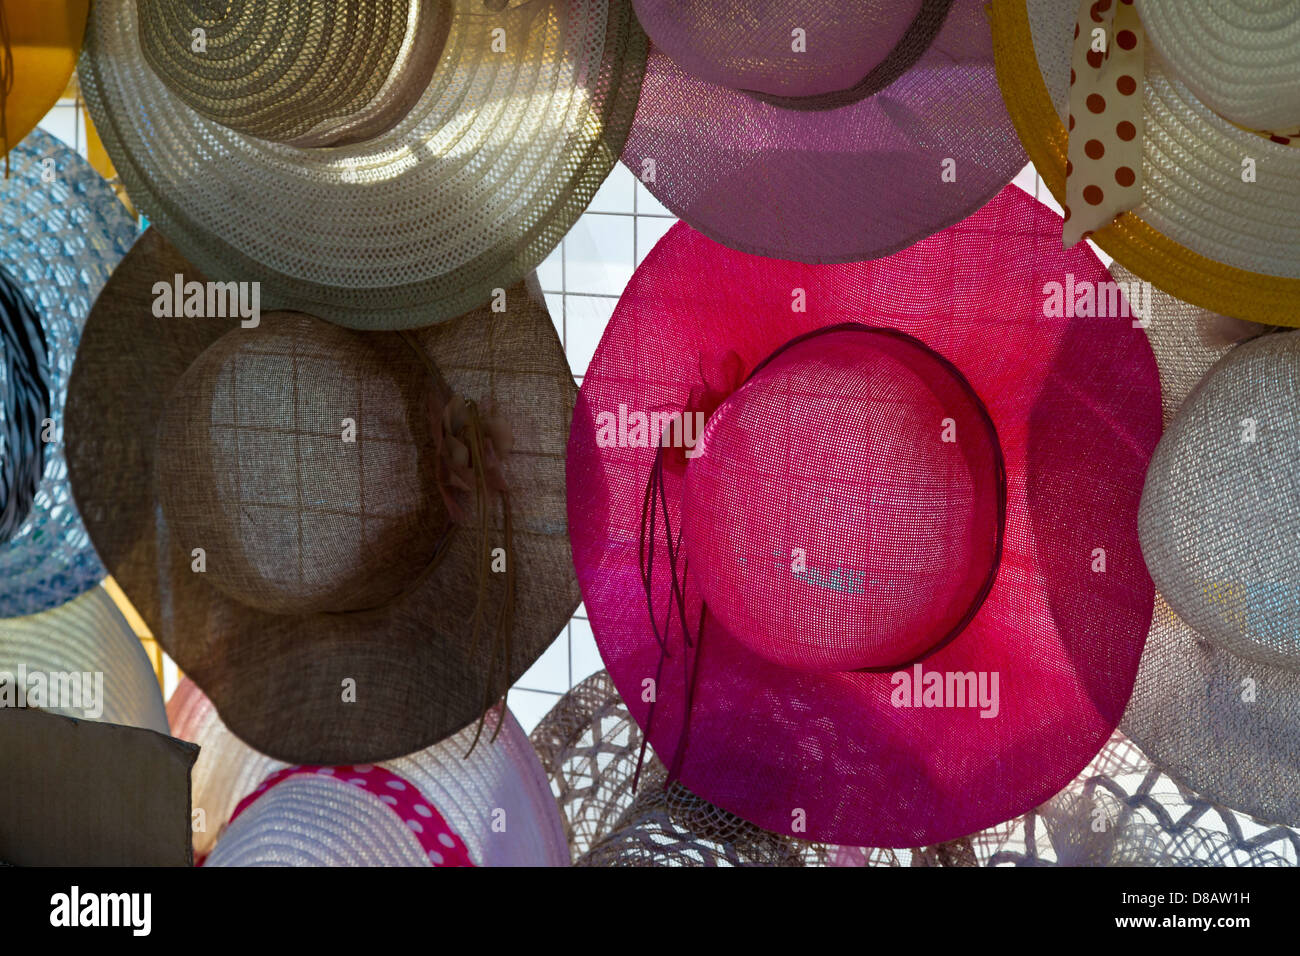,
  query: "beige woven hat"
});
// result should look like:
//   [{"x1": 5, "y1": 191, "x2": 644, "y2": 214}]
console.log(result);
[
  {"x1": 65, "y1": 229, "x2": 580, "y2": 766},
  {"x1": 136, "y1": 0, "x2": 450, "y2": 147},
  {"x1": 168, "y1": 678, "x2": 569, "y2": 866},
  {"x1": 1123, "y1": 326, "x2": 1300, "y2": 827},
  {"x1": 78, "y1": 0, "x2": 646, "y2": 329}
]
